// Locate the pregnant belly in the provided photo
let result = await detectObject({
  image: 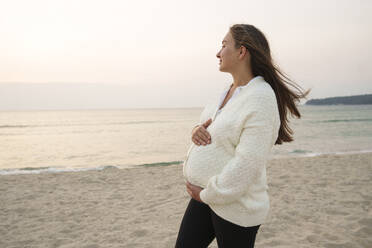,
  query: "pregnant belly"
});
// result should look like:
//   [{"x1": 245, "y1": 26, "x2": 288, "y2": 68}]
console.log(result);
[{"x1": 185, "y1": 142, "x2": 230, "y2": 188}]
